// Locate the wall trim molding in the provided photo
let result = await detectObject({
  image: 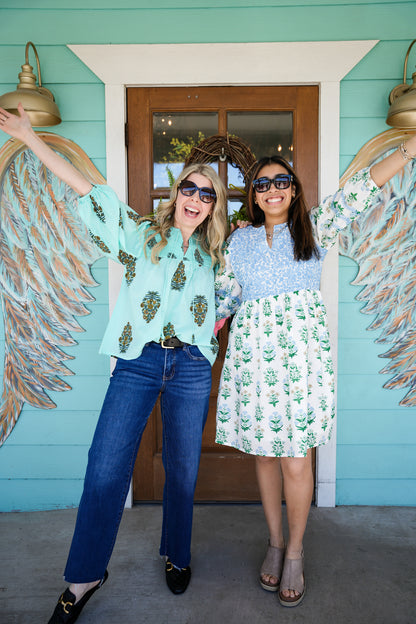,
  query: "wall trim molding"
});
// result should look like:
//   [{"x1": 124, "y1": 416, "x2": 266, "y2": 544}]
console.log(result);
[
  {"x1": 68, "y1": 40, "x2": 379, "y2": 507},
  {"x1": 69, "y1": 41, "x2": 377, "y2": 86}
]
